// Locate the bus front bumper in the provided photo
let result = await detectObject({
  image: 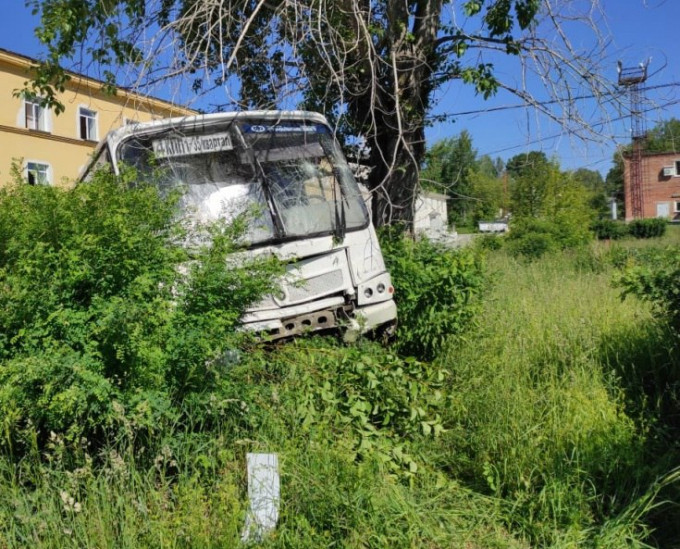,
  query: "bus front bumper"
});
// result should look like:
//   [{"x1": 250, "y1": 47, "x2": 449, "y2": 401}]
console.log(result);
[{"x1": 241, "y1": 298, "x2": 397, "y2": 340}]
